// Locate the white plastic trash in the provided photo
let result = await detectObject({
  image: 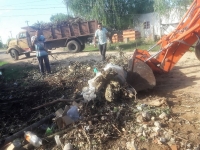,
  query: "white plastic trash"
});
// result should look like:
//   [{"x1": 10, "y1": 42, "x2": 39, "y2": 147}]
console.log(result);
[
  {"x1": 103, "y1": 63, "x2": 126, "y2": 84},
  {"x1": 24, "y1": 131, "x2": 42, "y2": 147},
  {"x1": 63, "y1": 143, "x2": 73, "y2": 150}
]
